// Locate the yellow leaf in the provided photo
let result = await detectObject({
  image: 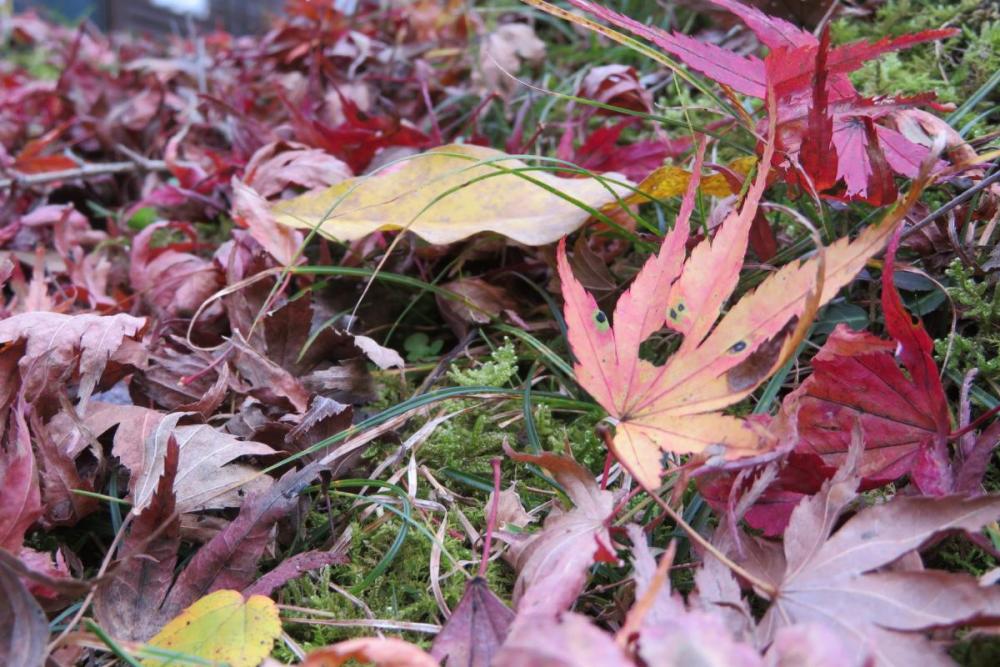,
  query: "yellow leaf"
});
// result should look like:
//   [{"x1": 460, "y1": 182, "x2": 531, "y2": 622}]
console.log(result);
[
  {"x1": 271, "y1": 144, "x2": 632, "y2": 246},
  {"x1": 144, "y1": 590, "x2": 281, "y2": 667},
  {"x1": 626, "y1": 155, "x2": 757, "y2": 205}
]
